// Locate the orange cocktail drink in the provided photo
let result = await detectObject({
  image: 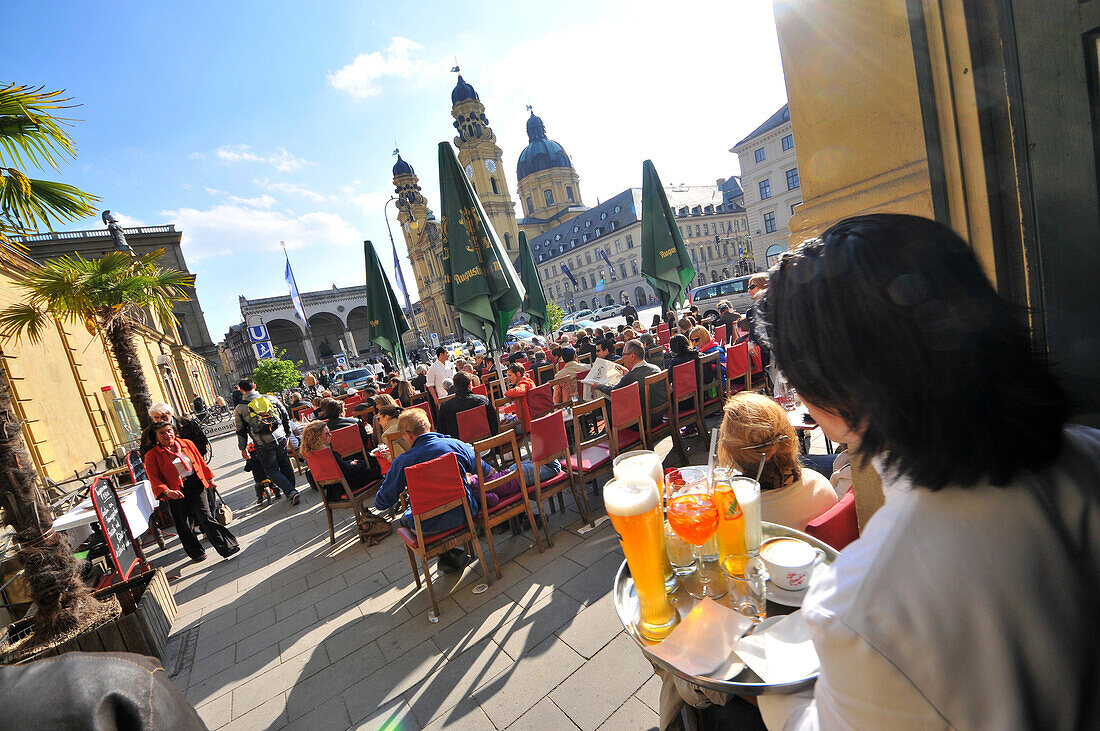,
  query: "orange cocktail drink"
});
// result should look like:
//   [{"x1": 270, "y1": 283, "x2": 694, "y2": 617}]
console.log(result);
[{"x1": 666, "y1": 493, "x2": 719, "y2": 546}]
